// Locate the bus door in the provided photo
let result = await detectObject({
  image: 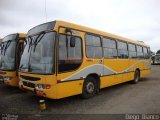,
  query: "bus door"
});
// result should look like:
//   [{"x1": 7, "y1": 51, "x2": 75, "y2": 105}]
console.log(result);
[
  {"x1": 101, "y1": 38, "x2": 118, "y2": 87},
  {"x1": 116, "y1": 40, "x2": 130, "y2": 82},
  {"x1": 56, "y1": 27, "x2": 84, "y2": 96},
  {"x1": 83, "y1": 34, "x2": 103, "y2": 88},
  {"x1": 16, "y1": 39, "x2": 26, "y2": 71}
]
